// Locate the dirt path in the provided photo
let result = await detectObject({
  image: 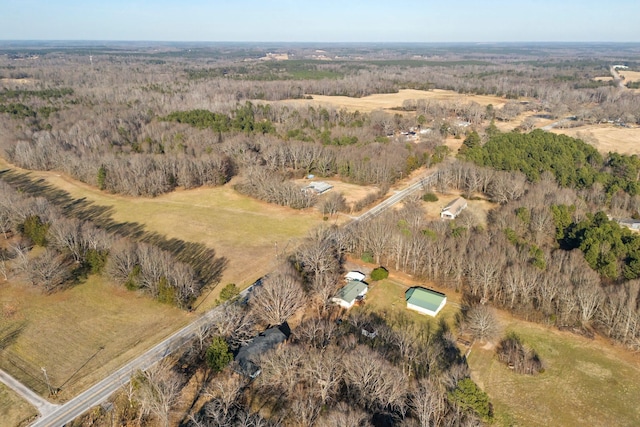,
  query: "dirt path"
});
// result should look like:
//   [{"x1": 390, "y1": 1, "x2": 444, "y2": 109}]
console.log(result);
[{"x1": 610, "y1": 65, "x2": 626, "y2": 89}]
